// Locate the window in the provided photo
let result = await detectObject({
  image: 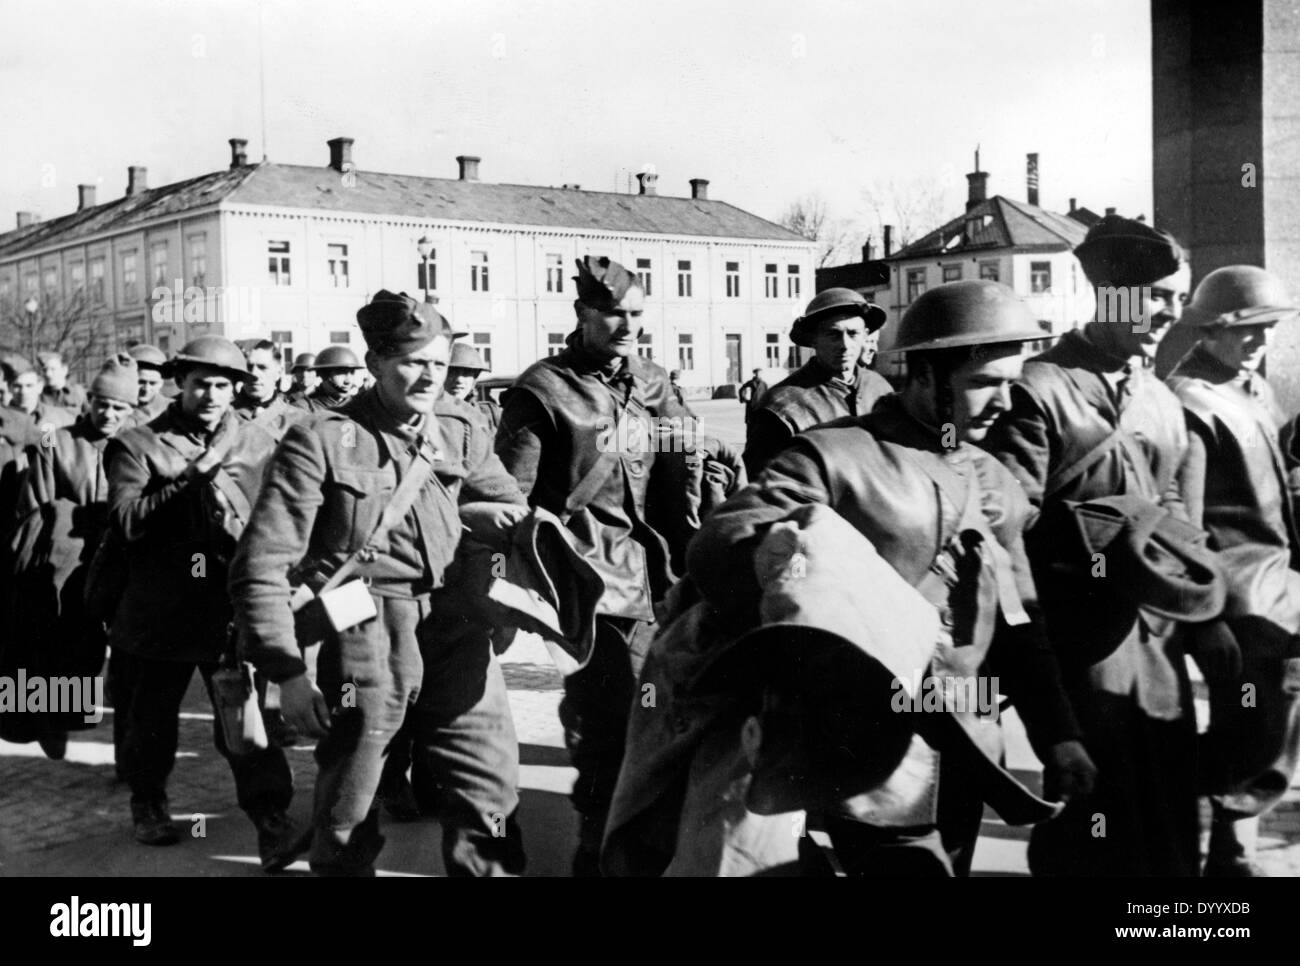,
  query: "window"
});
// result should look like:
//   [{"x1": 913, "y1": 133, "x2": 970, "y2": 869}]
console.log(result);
[
  {"x1": 635, "y1": 258, "x2": 652, "y2": 296},
  {"x1": 637, "y1": 332, "x2": 653, "y2": 360},
  {"x1": 23, "y1": 273, "x2": 37, "y2": 298},
  {"x1": 472, "y1": 331, "x2": 492, "y2": 369},
  {"x1": 268, "y1": 241, "x2": 291, "y2": 286},
  {"x1": 122, "y1": 251, "x2": 138, "y2": 302},
  {"x1": 787, "y1": 265, "x2": 801, "y2": 299},
  {"x1": 979, "y1": 262, "x2": 1000, "y2": 283},
  {"x1": 1031, "y1": 261, "x2": 1052, "y2": 294},
  {"x1": 546, "y1": 331, "x2": 565, "y2": 357},
  {"x1": 325, "y1": 243, "x2": 350, "y2": 288},
  {"x1": 417, "y1": 250, "x2": 437, "y2": 292},
  {"x1": 942, "y1": 264, "x2": 962, "y2": 283},
  {"x1": 151, "y1": 241, "x2": 168, "y2": 287},
  {"x1": 68, "y1": 262, "x2": 85, "y2": 295},
  {"x1": 546, "y1": 253, "x2": 564, "y2": 293},
  {"x1": 43, "y1": 266, "x2": 58, "y2": 293},
  {"x1": 725, "y1": 261, "x2": 741, "y2": 298},
  {"x1": 677, "y1": 333, "x2": 694, "y2": 371},
  {"x1": 188, "y1": 234, "x2": 207, "y2": 288},
  {"x1": 765, "y1": 333, "x2": 781, "y2": 368},
  {"x1": 677, "y1": 260, "x2": 692, "y2": 298},
  {"x1": 117, "y1": 318, "x2": 146, "y2": 346},
  {"x1": 764, "y1": 264, "x2": 779, "y2": 298},
  {"x1": 330, "y1": 331, "x2": 351, "y2": 344},
  {"x1": 0, "y1": 278, "x2": 10, "y2": 301},
  {"x1": 471, "y1": 251, "x2": 490, "y2": 292},
  {"x1": 90, "y1": 257, "x2": 105, "y2": 303},
  {"x1": 906, "y1": 268, "x2": 926, "y2": 303}
]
